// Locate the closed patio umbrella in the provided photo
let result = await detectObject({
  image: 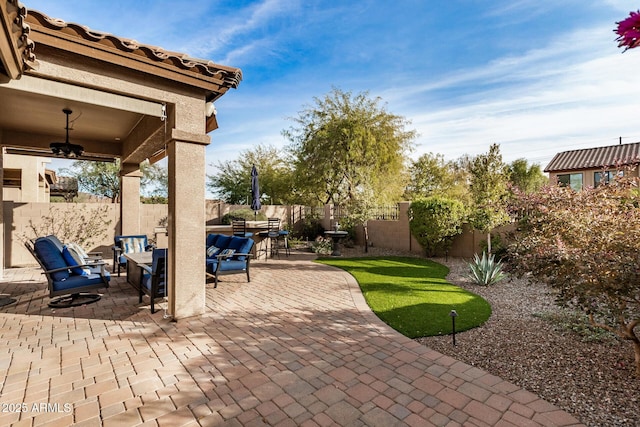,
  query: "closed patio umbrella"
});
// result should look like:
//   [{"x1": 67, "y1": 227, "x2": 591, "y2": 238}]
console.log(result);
[{"x1": 250, "y1": 164, "x2": 261, "y2": 218}]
